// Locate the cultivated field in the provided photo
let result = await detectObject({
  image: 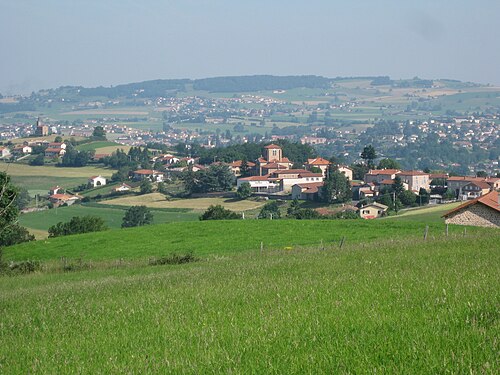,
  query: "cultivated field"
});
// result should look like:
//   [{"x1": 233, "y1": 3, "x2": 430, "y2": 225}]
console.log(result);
[
  {"x1": 1, "y1": 231, "x2": 498, "y2": 373},
  {"x1": 102, "y1": 193, "x2": 267, "y2": 212}
]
